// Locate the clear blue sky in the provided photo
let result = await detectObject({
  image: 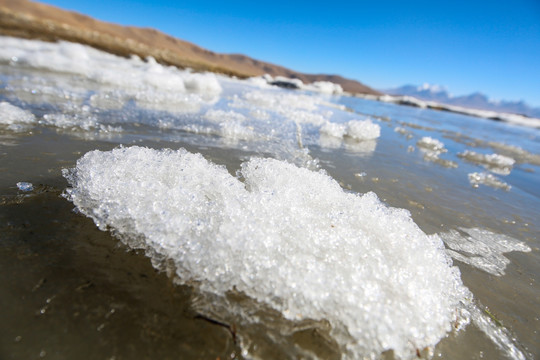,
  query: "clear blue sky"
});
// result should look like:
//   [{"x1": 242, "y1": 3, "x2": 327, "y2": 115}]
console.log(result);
[{"x1": 39, "y1": 0, "x2": 540, "y2": 106}]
